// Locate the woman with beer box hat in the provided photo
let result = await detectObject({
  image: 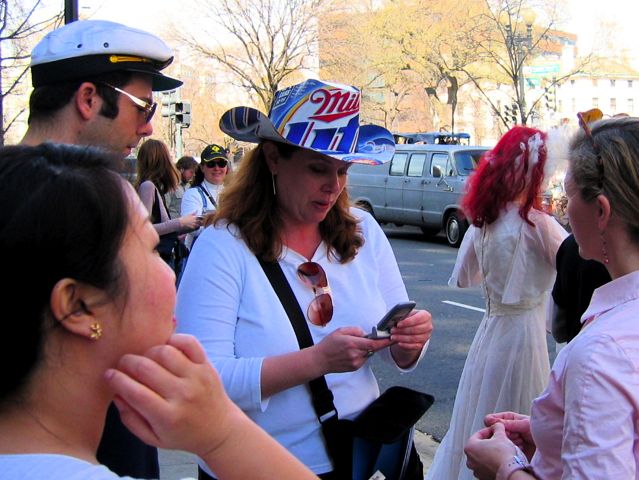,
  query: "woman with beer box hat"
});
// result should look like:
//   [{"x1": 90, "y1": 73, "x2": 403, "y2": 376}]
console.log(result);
[{"x1": 176, "y1": 79, "x2": 433, "y2": 479}]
